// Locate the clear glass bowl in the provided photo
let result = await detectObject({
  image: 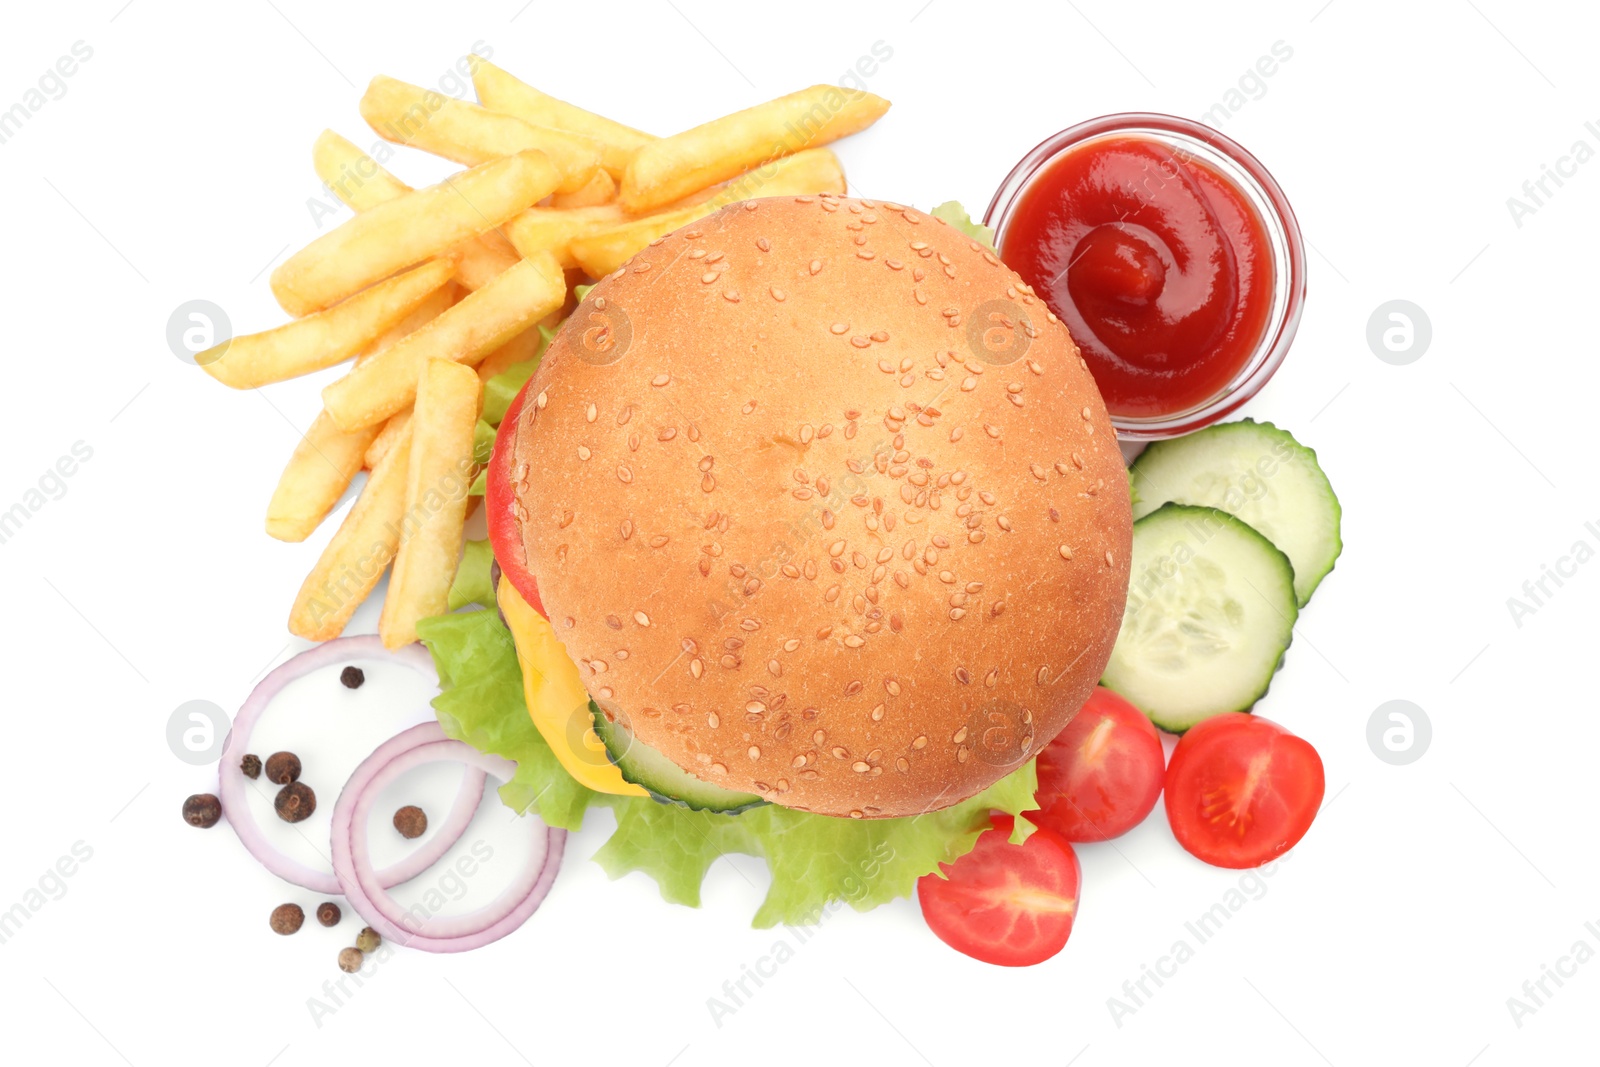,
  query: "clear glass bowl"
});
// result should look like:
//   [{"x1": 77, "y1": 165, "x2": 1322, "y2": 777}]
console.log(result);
[{"x1": 984, "y1": 113, "x2": 1306, "y2": 440}]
